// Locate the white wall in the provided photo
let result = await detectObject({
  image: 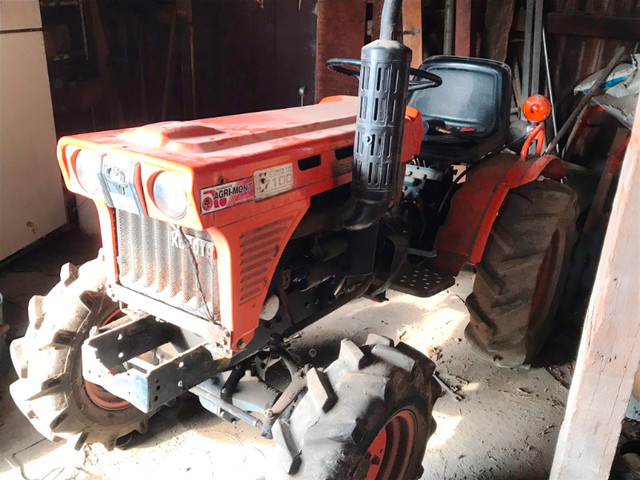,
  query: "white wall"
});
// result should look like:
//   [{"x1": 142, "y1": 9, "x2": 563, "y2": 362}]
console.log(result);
[{"x1": 0, "y1": 0, "x2": 67, "y2": 259}]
